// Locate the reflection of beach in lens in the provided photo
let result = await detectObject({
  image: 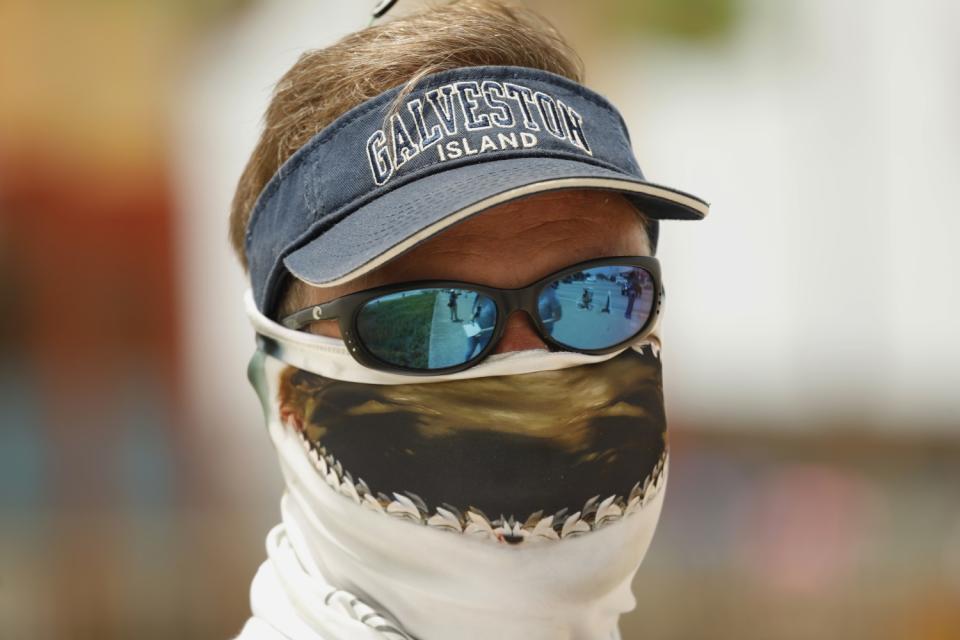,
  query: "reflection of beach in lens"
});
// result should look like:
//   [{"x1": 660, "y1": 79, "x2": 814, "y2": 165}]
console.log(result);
[
  {"x1": 543, "y1": 267, "x2": 654, "y2": 349},
  {"x1": 357, "y1": 288, "x2": 496, "y2": 371},
  {"x1": 357, "y1": 289, "x2": 439, "y2": 368},
  {"x1": 427, "y1": 290, "x2": 496, "y2": 369}
]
